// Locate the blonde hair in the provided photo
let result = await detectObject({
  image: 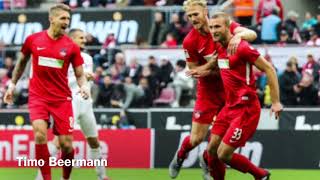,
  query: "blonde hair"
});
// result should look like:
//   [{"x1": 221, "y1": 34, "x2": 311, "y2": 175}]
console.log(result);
[
  {"x1": 182, "y1": 0, "x2": 207, "y2": 11},
  {"x1": 49, "y1": 4, "x2": 71, "y2": 17}
]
